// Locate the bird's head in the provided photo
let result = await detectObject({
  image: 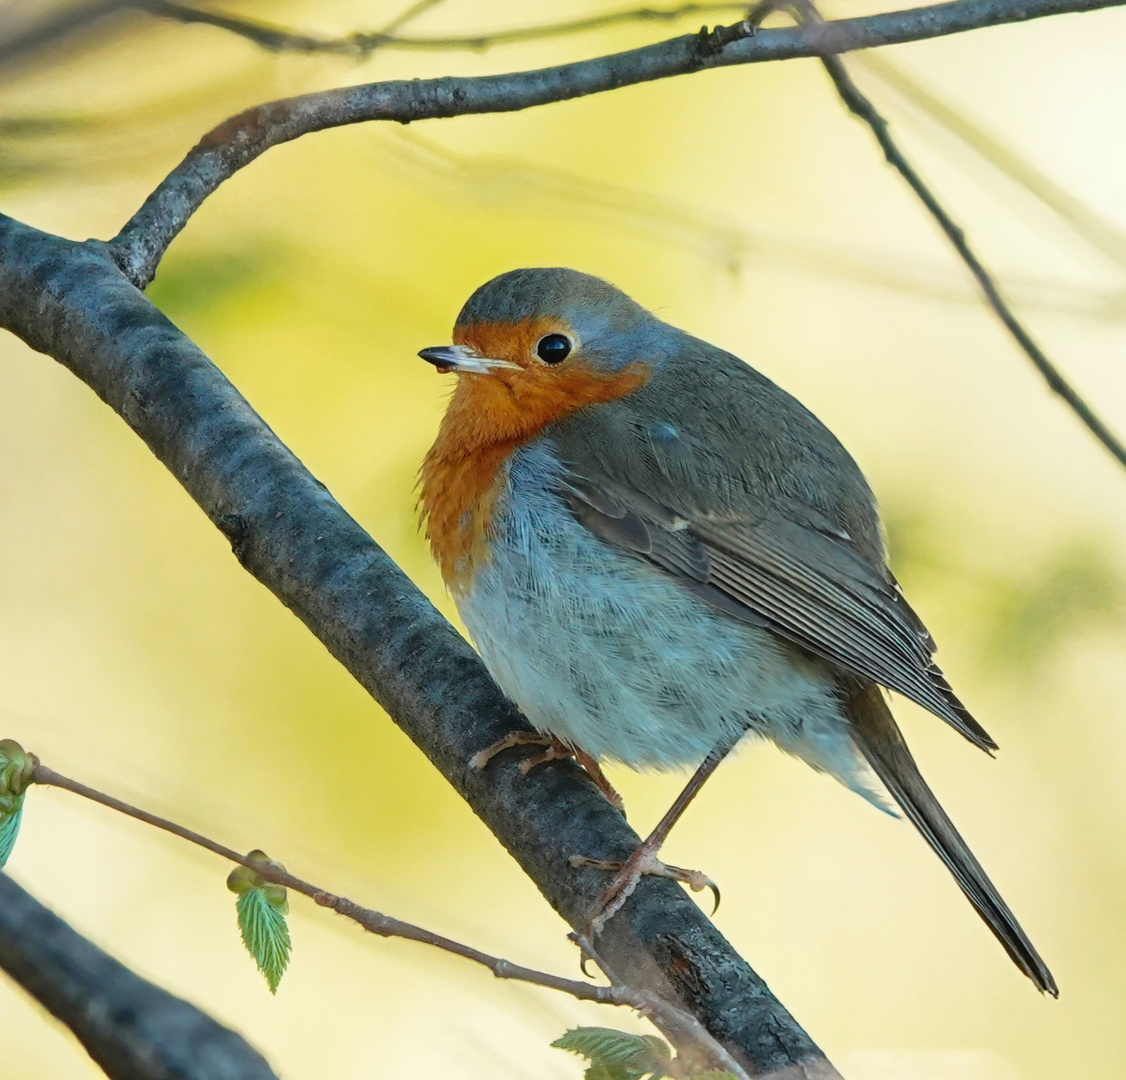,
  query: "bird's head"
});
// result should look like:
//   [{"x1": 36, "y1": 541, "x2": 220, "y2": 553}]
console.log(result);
[{"x1": 419, "y1": 268, "x2": 663, "y2": 445}]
